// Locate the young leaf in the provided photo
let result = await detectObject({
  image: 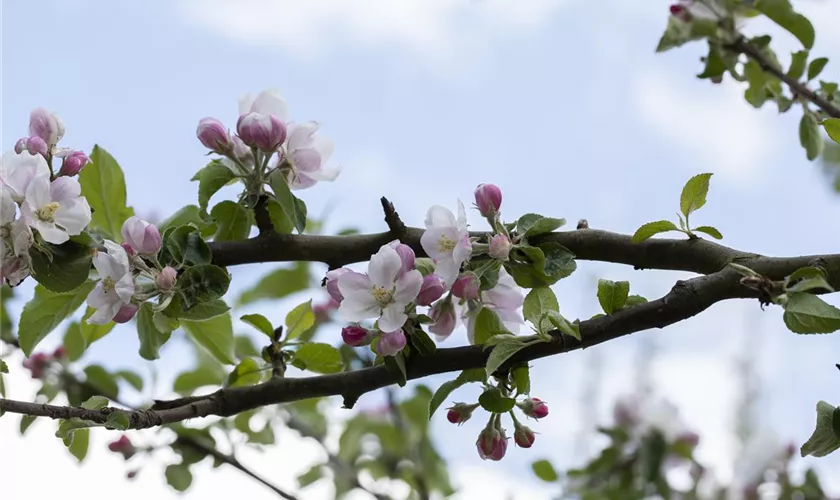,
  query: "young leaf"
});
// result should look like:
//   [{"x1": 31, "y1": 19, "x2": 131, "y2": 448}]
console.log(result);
[
  {"x1": 478, "y1": 387, "x2": 516, "y2": 413},
  {"x1": 485, "y1": 340, "x2": 530, "y2": 378},
  {"x1": 542, "y1": 310, "x2": 581, "y2": 341},
  {"x1": 293, "y1": 343, "x2": 343, "y2": 374},
  {"x1": 175, "y1": 299, "x2": 230, "y2": 322},
  {"x1": 523, "y1": 217, "x2": 566, "y2": 238},
  {"x1": 29, "y1": 241, "x2": 93, "y2": 293},
  {"x1": 285, "y1": 300, "x2": 315, "y2": 340},
  {"x1": 782, "y1": 292, "x2": 840, "y2": 334},
  {"x1": 79, "y1": 145, "x2": 134, "y2": 239},
  {"x1": 137, "y1": 303, "x2": 172, "y2": 360},
  {"x1": 159, "y1": 225, "x2": 212, "y2": 268},
  {"x1": 240, "y1": 313, "x2": 274, "y2": 338},
  {"x1": 512, "y1": 365, "x2": 530, "y2": 395},
  {"x1": 787, "y1": 50, "x2": 808, "y2": 80},
  {"x1": 784, "y1": 267, "x2": 834, "y2": 293},
  {"x1": 193, "y1": 161, "x2": 236, "y2": 212},
  {"x1": 176, "y1": 264, "x2": 230, "y2": 310},
  {"x1": 18, "y1": 282, "x2": 95, "y2": 356},
  {"x1": 800, "y1": 401, "x2": 840, "y2": 458},
  {"x1": 631, "y1": 220, "x2": 679, "y2": 243},
  {"x1": 81, "y1": 307, "x2": 116, "y2": 345},
  {"x1": 63, "y1": 322, "x2": 86, "y2": 362},
  {"x1": 67, "y1": 428, "x2": 90, "y2": 463},
  {"x1": 383, "y1": 353, "x2": 407, "y2": 387},
  {"x1": 523, "y1": 287, "x2": 559, "y2": 326},
  {"x1": 597, "y1": 279, "x2": 630, "y2": 314},
  {"x1": 115, "y1": 370, "x2": 144, "y2": 391},
  {"x1": 80, "y1": 395, "x2": 109, "y2": 410},
  {"x1": 83, "y1": 365, "x2": 119, "y2": 399},
  {"x1": 182, "y1": 313, "x2": 236, "y2": 365},
  {"x1": 807, "y1": 57, "x2": 828, "y2": 81},
  {"x1": 824, "y1": 118, "x2": 840, "y2": 145},
  {"x1": 800, "y1": 113, "x2": 824, "y2": 161},
  {"x1": 473, "y1": 307, "x2": 510, "y2": 345},
  {"x1": 532, "y1": 459, "x2": 559, "y2": 482},
  {"x1": 429, "y1": 379, "x2": 465, "y2": 420},
  {"x1": 210, "y1": 201, "x2": 252, "y2": 242},
  {"x1": 756, "y1": 0, "x2": 814, "y2": 49},
  {"x1": 693, "y1": 226, "x2": 723, "y2": 239},
  {"x1": 679, "y1": 173, "x2": 713, "y2": 218},
  {"x1": 267, "y1": 170, "x2": 306, "y2": 234},
  {"x1": 105, "y1": 412, "x2": 130, "y2": 431},
  {"x1": 226, "y1": 358, "x2": 264, "y2": 387},
  {"x1": 625, "y1": 295, "x2": 649, "y2": 307},
  {"x1": 159, "y1": 205, "x2": 213, "y2": 233}
]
